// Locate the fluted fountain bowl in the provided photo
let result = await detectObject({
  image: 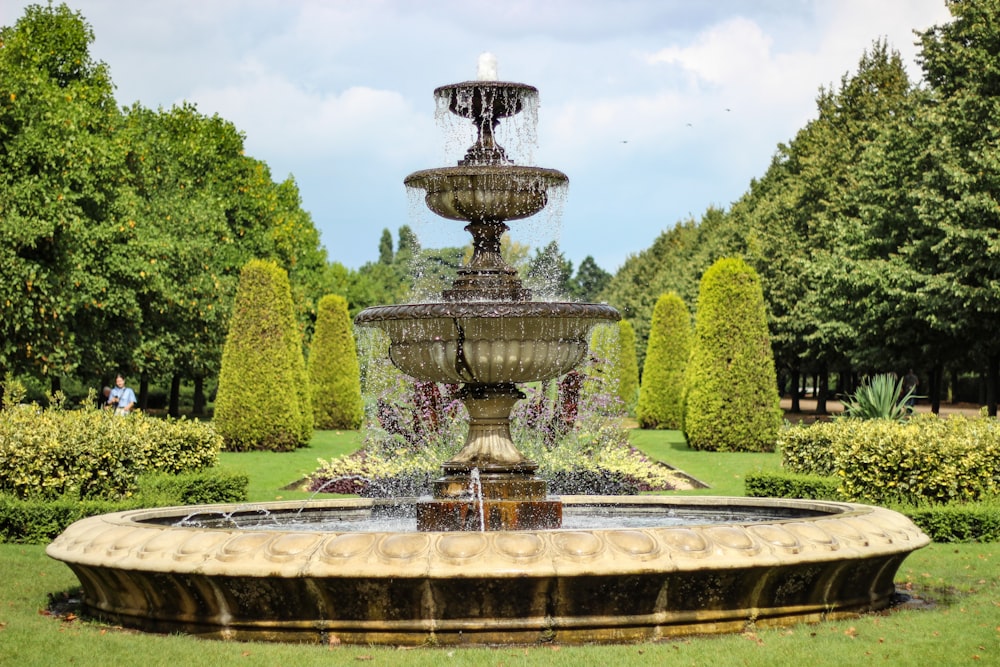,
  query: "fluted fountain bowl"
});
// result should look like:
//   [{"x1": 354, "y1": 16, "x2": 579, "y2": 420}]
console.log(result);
[
  {"x1": 405, "y1": 166, "x2": 567, "y2": 222},
  {"x1": 355, "y1": 301, "x2": 619, "y2": 384},
  {"x1": 436, "y1": 80, "x2": 537, "y2": 121}
]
